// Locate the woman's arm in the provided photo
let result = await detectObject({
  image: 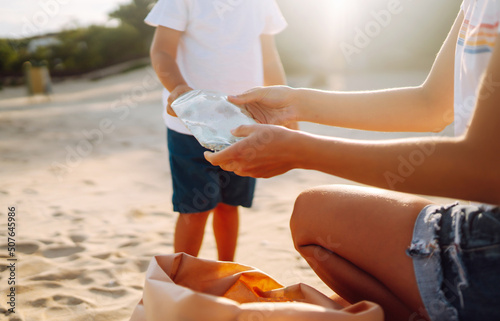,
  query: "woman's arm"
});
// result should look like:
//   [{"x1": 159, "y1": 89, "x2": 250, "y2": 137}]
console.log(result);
[
  {"x1": 231, "y1": 11, "x2": 463, "y2": 133},
  {"x1": 207, "y1": 25, "x2": 500, "y2": 205}
]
